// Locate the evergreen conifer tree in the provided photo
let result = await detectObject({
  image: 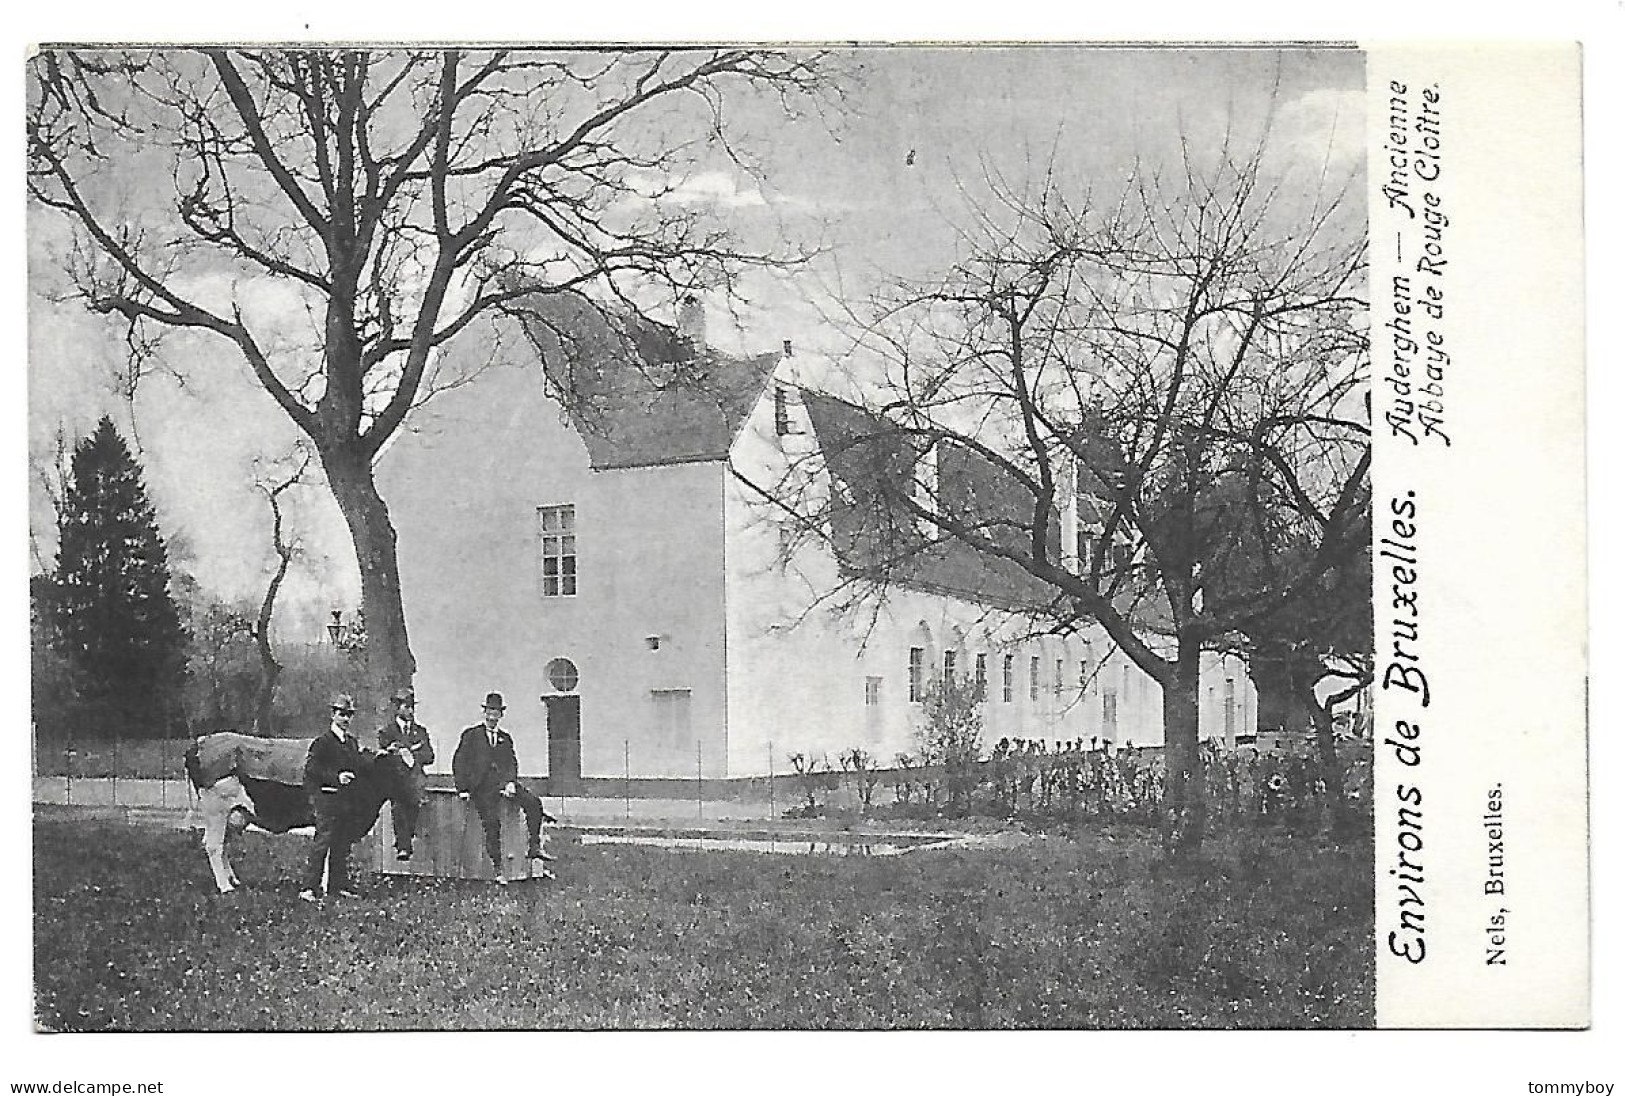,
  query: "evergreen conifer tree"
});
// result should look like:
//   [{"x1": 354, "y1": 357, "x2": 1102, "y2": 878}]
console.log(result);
[{"x1": 48, "y1": 417, "x2": 187, "y2": 736}]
